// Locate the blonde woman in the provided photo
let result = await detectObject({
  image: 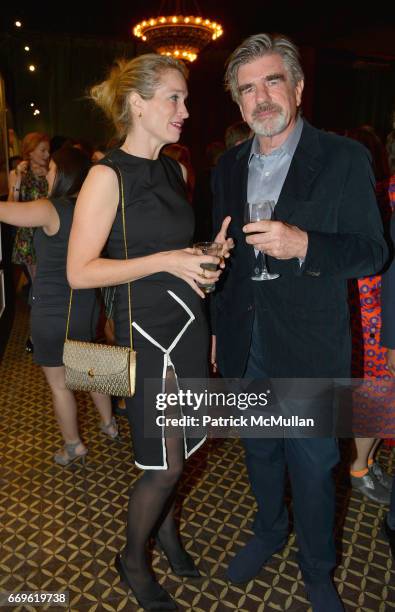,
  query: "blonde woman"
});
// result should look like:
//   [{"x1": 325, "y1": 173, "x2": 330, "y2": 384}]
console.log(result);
[{"x1": 67, "y1": 54, "x2": 232, "y2": 610}]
